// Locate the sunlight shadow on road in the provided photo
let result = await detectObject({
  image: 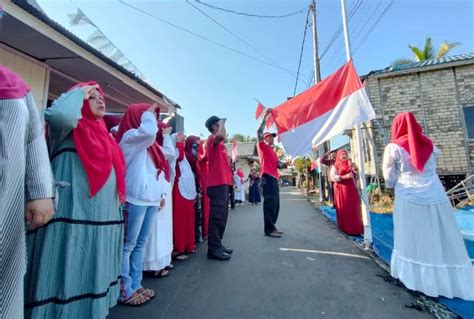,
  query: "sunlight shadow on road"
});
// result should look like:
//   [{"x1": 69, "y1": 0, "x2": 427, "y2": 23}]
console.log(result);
[{"x1": 280, "y1": 248, "x2": 370, "y2": 260}]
